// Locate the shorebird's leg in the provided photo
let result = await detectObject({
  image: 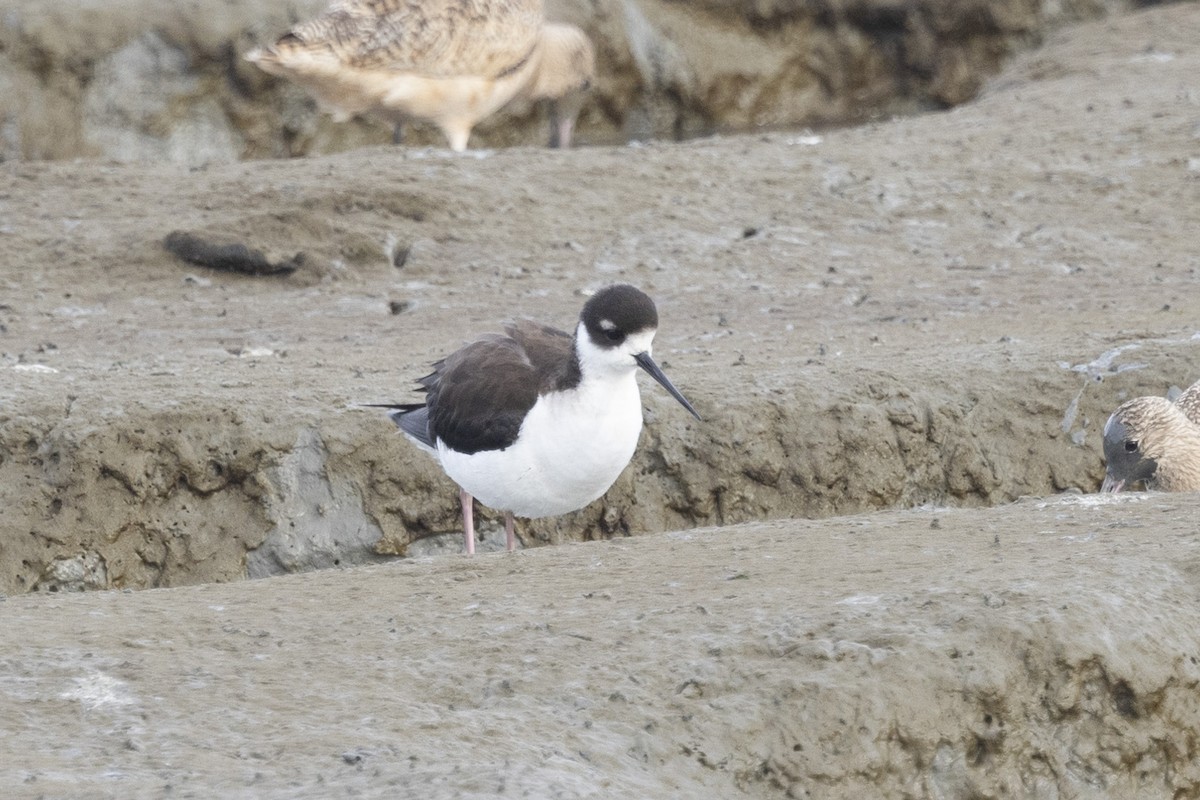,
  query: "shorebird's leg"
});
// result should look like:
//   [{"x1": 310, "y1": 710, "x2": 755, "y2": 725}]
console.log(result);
[
  {"x1": 442, "y1": 122, "x2": 471, "y2": 152},
  {"x1": 547, "y1": 99, "x2": 576, "y2": 149},
  {"x1": 392, "y1": 121, "x2": 405, "y2": 145},
  {"x1": 504, "y1": 511, "x2": 516, "y2": 552},
  {"x1": 460, "y1": 487, "x2": 475, "y2": 555}
]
